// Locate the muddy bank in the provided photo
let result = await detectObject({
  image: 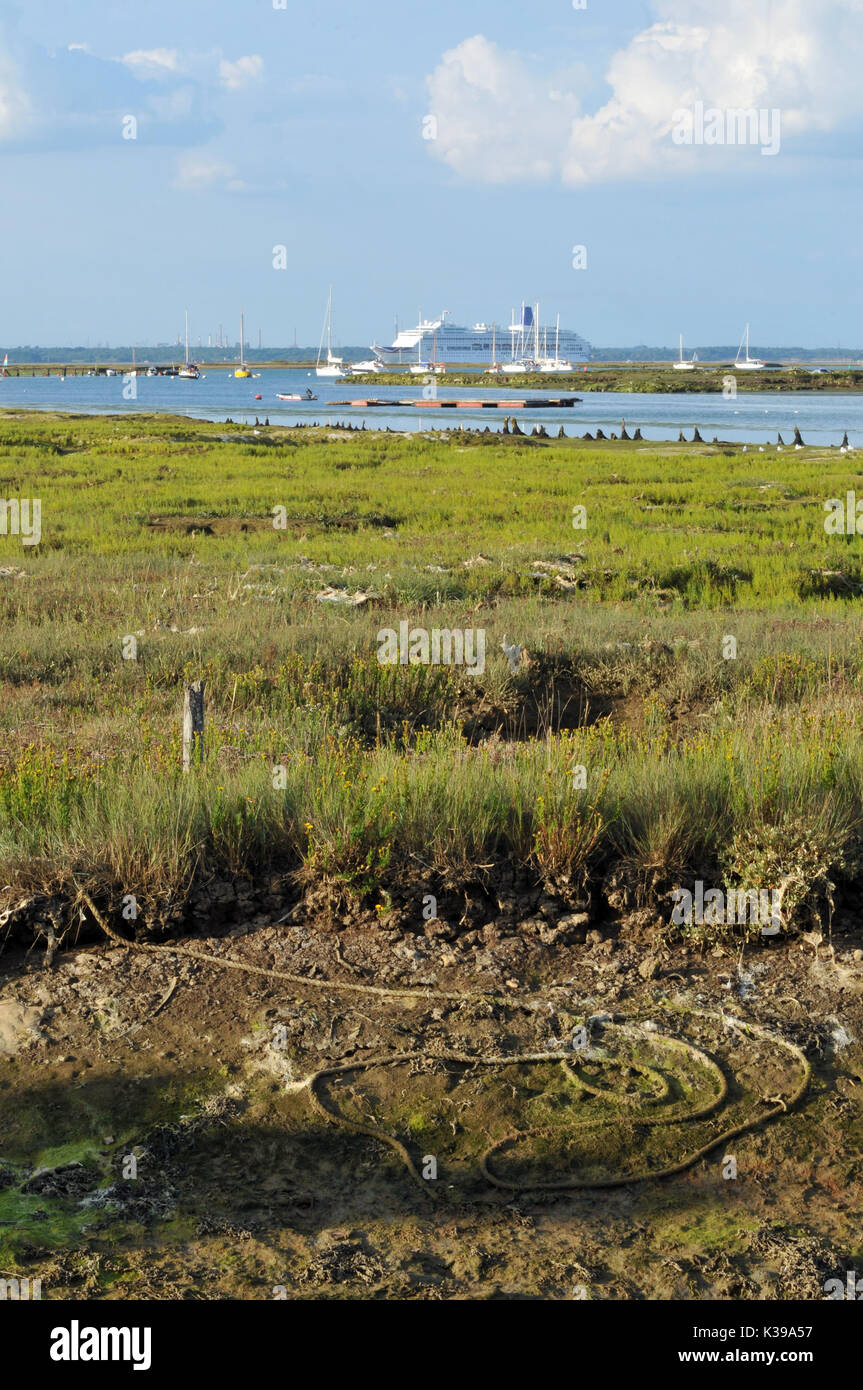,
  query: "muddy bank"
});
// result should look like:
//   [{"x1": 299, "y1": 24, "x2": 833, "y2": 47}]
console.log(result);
[{"x1": 1, "y1": 908, "x2": 861, "y2": 1300}]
